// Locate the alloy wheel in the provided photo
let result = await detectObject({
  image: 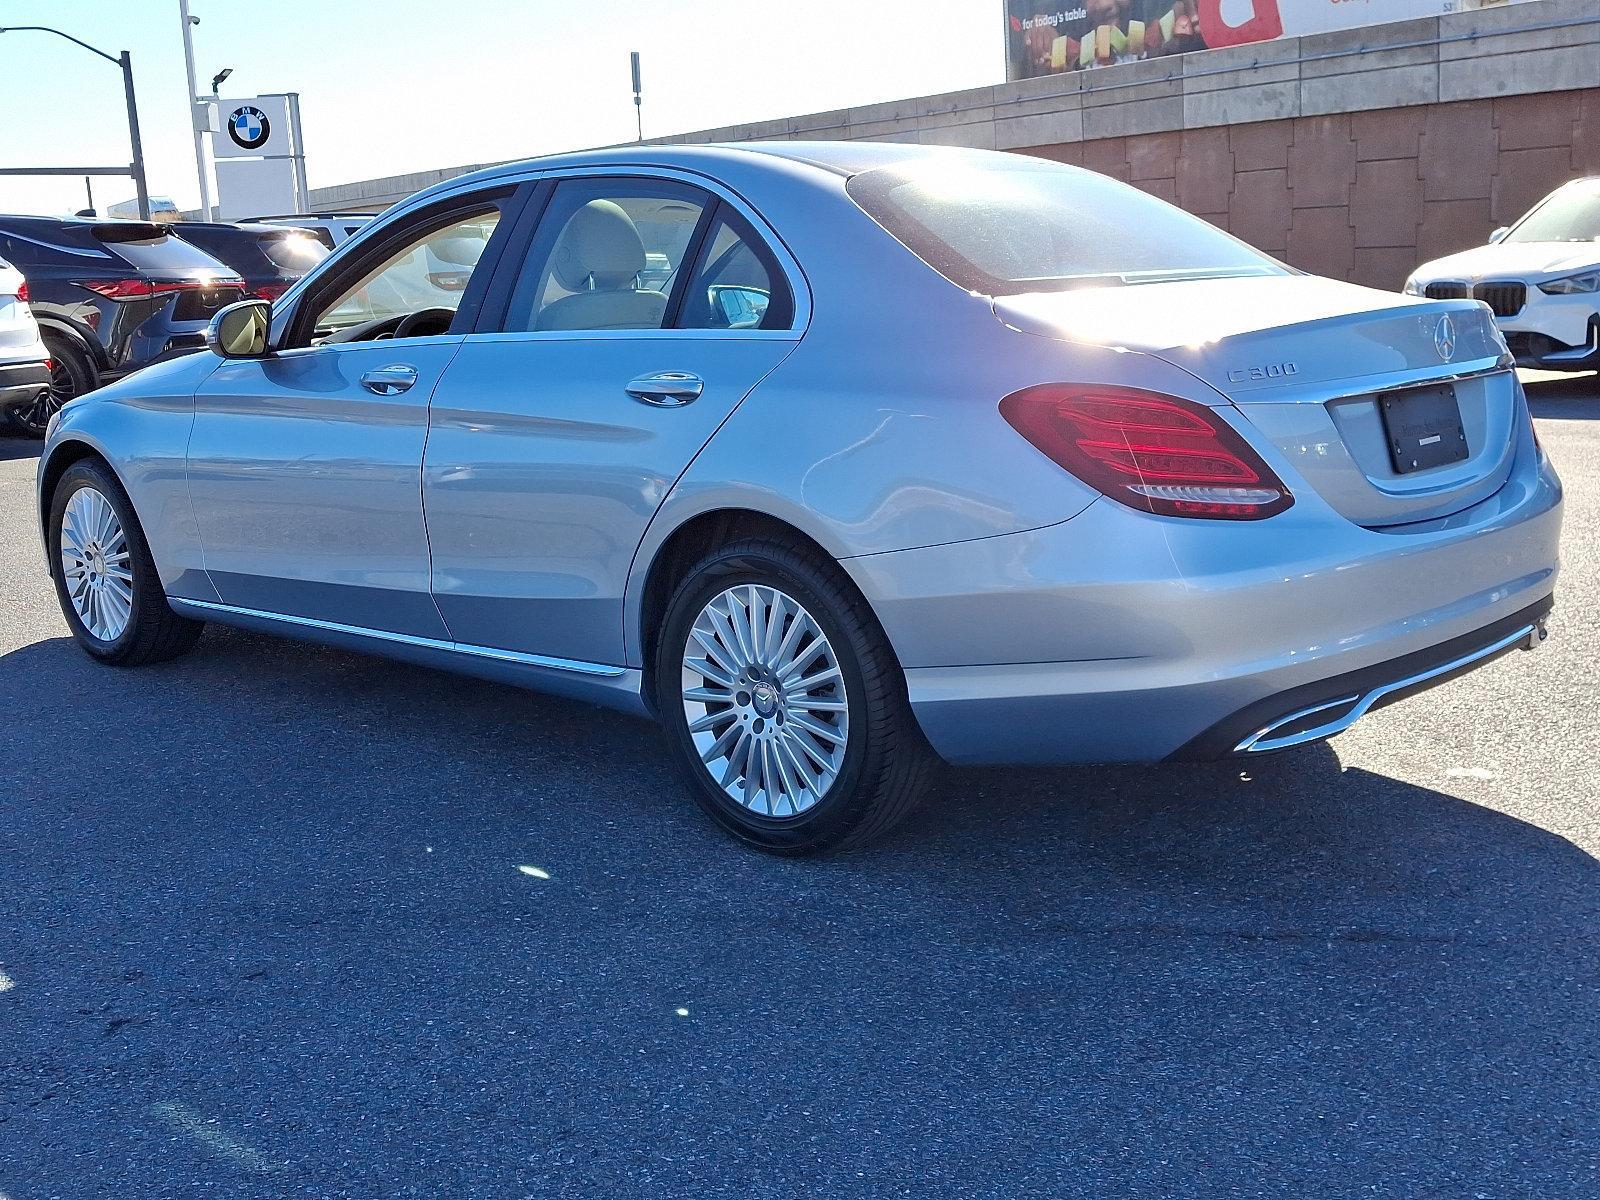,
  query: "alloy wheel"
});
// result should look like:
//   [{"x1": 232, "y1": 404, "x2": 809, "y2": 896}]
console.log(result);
[
  {"x1": 59, "y1": 486, "x2": 134, "y2": 642},
  {"x1": 680, "y1": 583, "x2": 851, "y2": 818}
]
